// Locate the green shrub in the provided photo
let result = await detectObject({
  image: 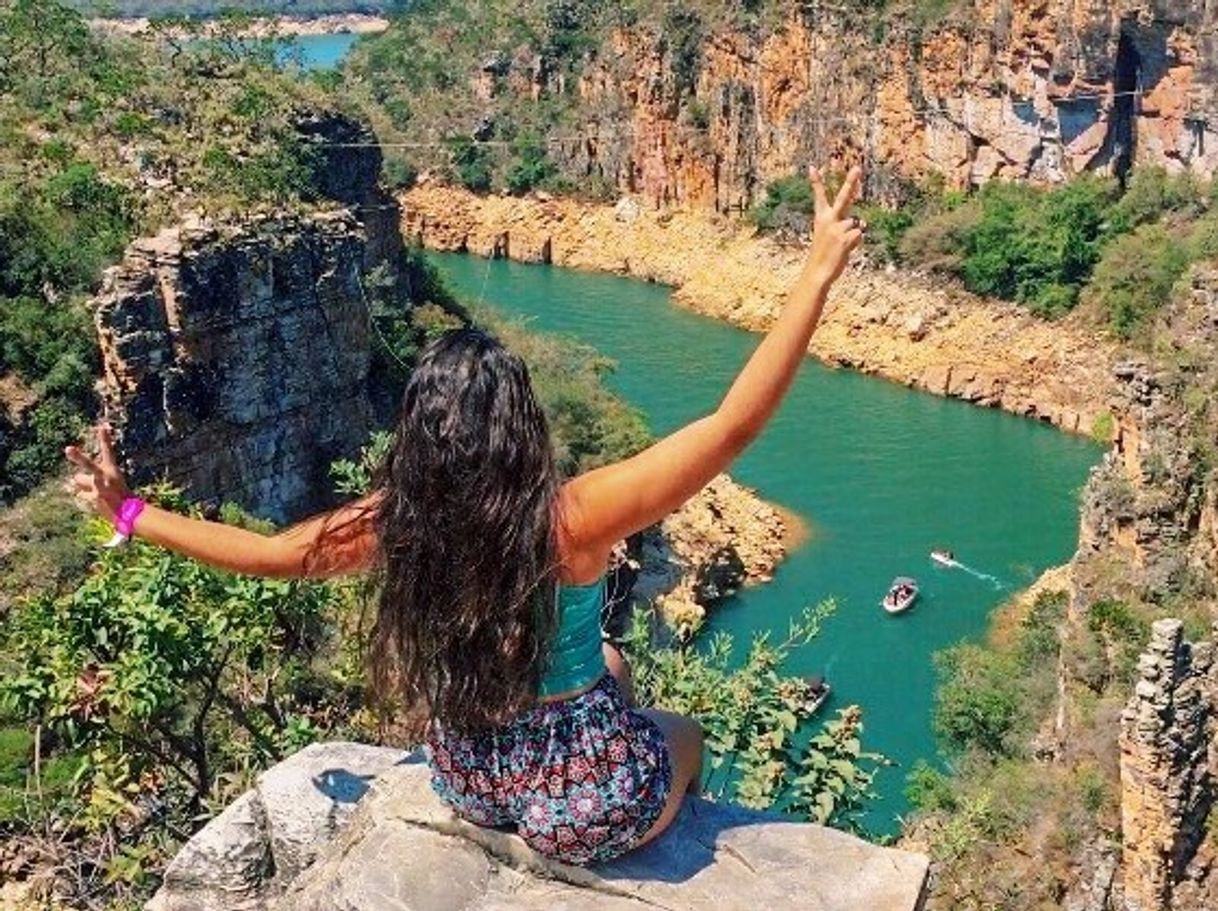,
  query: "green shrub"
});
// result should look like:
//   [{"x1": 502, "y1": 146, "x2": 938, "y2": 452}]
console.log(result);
[
  {"x1": 1087, "y1": 599, "x2": 1148, "y2": 643},
  {"x1": 933, "y1": 644, "x2": 1024, "y2": 756},
  {"x1": 1016, "y1": 590, "x2": 1067, "y2": 668},
  {"x1": 481, "y1": 310, "x2": 653, "y2": 474},
  {"x1": 202, "y1": 138, "x2": 323, "y2": 203},
  {"x1": 1091, "y1": 412, "x2": 1116, "y2": 444},
  {"x1": 960, "y1": 177, "x2": 1117, "y2": 316},
  {"x1": 749, "y1": 174, "x2": 815, "y2": 234},
  {"x1": 625, "y1": 600, "x2": 886, "y2": 833},
  {"x1": 906, "y1": 760, "x2": 957, "y2": 812},
  {"x1": 898, "y1": 197, "x2": 982, "y2": 273},
  {"x1": 858, "y1": 203, "x2": 915, "y2": 265},
  {"x1": 1110, "y1": 166, "x2": 1206, "y2": 232},
  {"x1": 1087, "y1": 223, "x2": 1191, "y2": 339},
  {"x1": 0, "y1": 487, "x2": 345, "y2": 820},
  {"x1": 382, "y1": 154, "x2": 418, "y2": 191},
  {"x1": 505, "y1": 134, "x2": 558, "y2": 196},
  {"x1": 447, "y1": 137, "x2": 493, "y2": 193}
]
